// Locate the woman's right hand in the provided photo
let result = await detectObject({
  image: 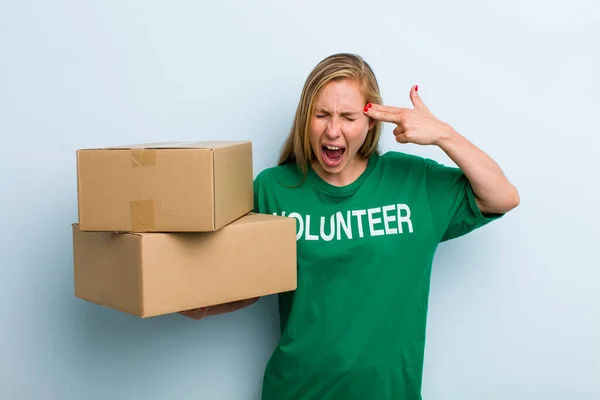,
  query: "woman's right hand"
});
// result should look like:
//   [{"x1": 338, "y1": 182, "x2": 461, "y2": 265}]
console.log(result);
[{"x1": 178, "y1": 297, "x2": 260, "y2": 320}]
